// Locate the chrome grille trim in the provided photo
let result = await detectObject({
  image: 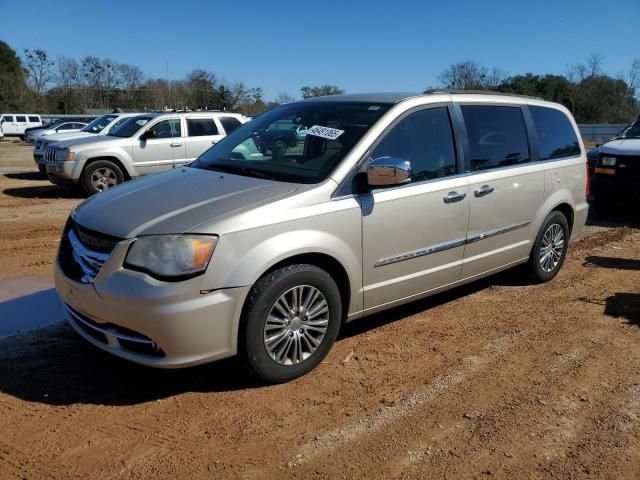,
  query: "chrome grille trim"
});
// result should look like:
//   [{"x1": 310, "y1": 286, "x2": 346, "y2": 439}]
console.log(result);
[
  {"x1": 67, "y1": 229, "x2": 109, "y2": 283},
  {"x1": 66, "y1": 306, "x2": 154, "y2": 345}
]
